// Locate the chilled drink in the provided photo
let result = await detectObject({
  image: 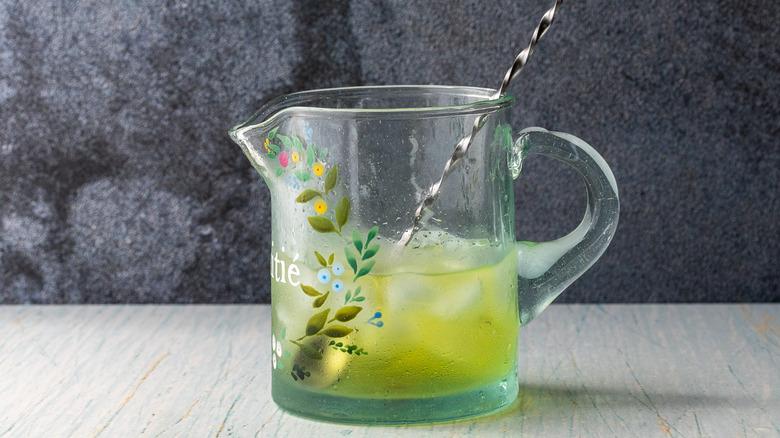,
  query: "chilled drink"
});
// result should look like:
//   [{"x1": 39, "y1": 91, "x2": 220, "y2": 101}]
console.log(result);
[{"x1": 269, "y1": 239, "x2": 520, "y2": 423}]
